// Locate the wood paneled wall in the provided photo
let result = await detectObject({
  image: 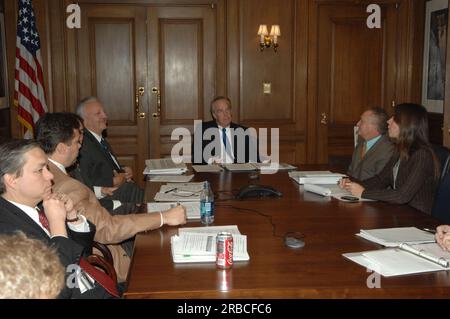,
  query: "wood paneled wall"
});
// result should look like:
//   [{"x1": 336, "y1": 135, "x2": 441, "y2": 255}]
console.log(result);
[{"x1": 4, "y1": 0, "x2": 431, "y2": 163}]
